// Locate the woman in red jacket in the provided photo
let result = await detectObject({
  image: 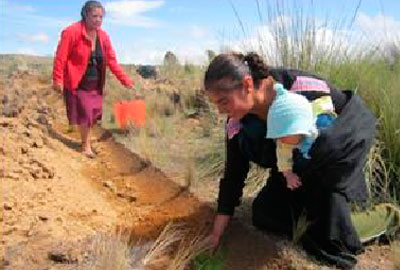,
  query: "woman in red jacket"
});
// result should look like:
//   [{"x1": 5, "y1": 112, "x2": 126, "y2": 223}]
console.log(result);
[{"x1": 53, "y1": 0, "x2": 133, "y2": 158}]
